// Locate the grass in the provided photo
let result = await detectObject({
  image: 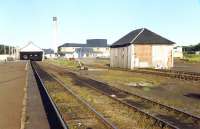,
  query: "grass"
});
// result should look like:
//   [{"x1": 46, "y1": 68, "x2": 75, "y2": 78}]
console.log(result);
[
  {"x1": 79, "y1": 58, "x2": 110, "y2": 68},
  {"x1": 45, "y1": 59, "x2": 80, "y2": 70},
  {"x1": 91, "y1": 69, "x2": 162, "y2": 86},
  {"x1": 45, "y1": 58, "x2": 161, "y2": 86},
  {"x1": 183, "y1": 54, "x2": 200, "y2": 63}
]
